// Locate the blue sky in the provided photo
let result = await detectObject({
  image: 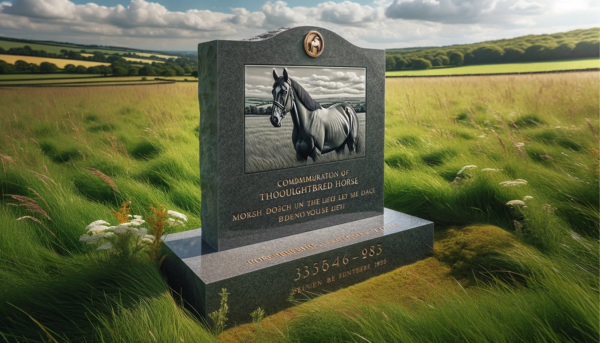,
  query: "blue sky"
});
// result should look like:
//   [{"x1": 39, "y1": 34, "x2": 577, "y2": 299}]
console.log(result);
[{"x1": 0, "y1": 0, "x2": 598, "y2": 51}]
